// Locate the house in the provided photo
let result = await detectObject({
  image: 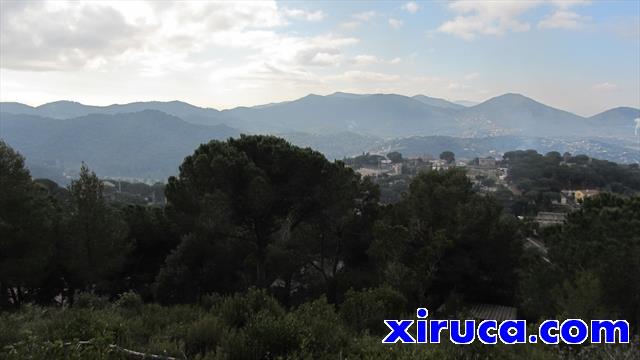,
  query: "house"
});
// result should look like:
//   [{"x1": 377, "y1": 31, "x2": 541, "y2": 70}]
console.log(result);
[
  {"x1": 355, "y1": 167, "x2": 385, "y2": 178},
  {"x1": 468, "y1": 303, "x2": 517, "y2": 322},
  {"x1": 559, "y1": 190, "x2": 575, "y2": 204},
  {"x1": 574, "y1": 189, "x2": 600, "y2": 202},
  {"x1": 391, "y1": 163, "x2": 402, "y2": 175},
  {"x1": 535, "y1": 211, "x2": 567, "y2": 227},
  {"x1": 478, "y1": 157, "x2": 497, "y2": 168},
  {"x1": 430, "y1": 159, "x2": 450, "y2": 171},
  {"x1": 379, "y1": 159, "x2": 392, "y2": 169},
  {"x1": 436, "y1": 303, "x2": 518, "y2": 322}
]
